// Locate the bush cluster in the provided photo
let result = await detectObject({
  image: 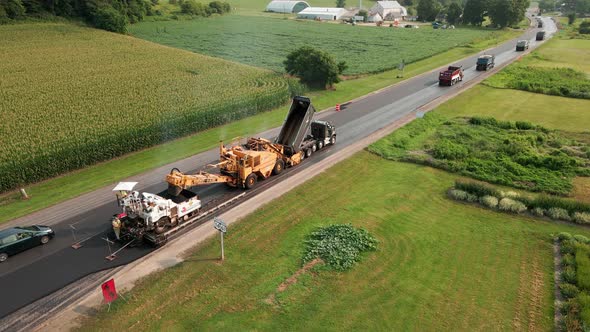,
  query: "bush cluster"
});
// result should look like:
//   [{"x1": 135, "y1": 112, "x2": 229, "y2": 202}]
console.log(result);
[
  {"x1": 448, "y1": 180, "x2": 590, "y2": 225},
  {"x1": 580, "y1": 21, "x2": 590, "y2": 34},
  {"x1": 372, "y1": 116, "x2": 590, "y2": 196},
  {"x1": 180, "y1": 0, "x2": 230, "y2": 16},
  {"x1": 302, "y1": 224, "x2": 377, "y2": 271},
  {"x1": 484, "y1": 66, "x2": 590, "y2": 100},
  {"x1": 557, "y1": 235, "x2": 590, "y2": 327}
]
